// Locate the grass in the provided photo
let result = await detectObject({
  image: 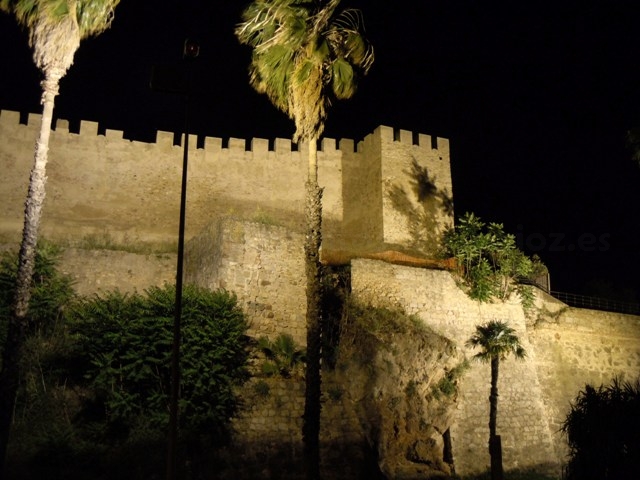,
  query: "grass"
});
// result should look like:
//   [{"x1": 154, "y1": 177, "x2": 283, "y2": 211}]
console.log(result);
[
  {"x1": 251, "y1": 207, "x2": 282, "y2": 226},
  {"x1": 2, "y1": 232, "x2": 178, "y2": 255},
  {"x1": 430, "y1": 360, "x2": 470, "y2": 400},
  {"x1": 64, "y1": 232, "x2": 177, "y2": 255}
]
